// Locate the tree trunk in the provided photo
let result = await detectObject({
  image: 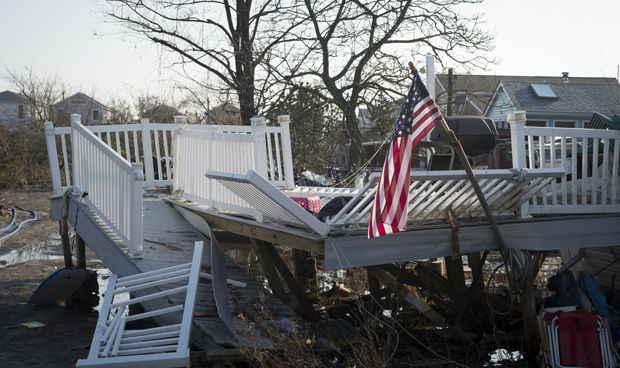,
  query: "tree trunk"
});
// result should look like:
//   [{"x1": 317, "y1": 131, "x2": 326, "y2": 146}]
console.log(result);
[
  {"x1": 235, "y1": 0, "x2": 256, "y2": 125},
  {"x1": 344, "y1": 107, "x2": 362, "y2": 168}
]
